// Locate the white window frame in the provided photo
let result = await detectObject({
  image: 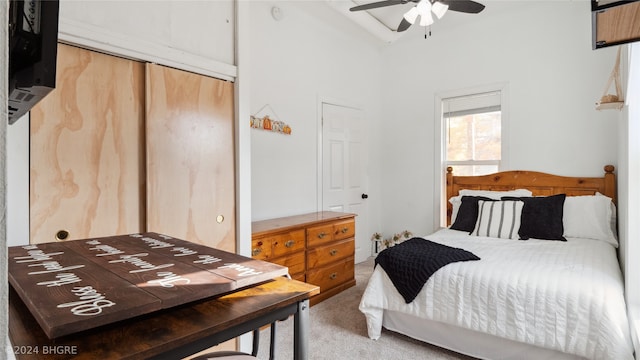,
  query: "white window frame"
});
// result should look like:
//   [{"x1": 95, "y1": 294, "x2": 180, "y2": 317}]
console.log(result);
[
  {"x1": 444, "y1": 104, "x2": 502, "y2": 174},
  {"x1": 433, "y1": 82, "x2": 510, "y2": 228}
]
